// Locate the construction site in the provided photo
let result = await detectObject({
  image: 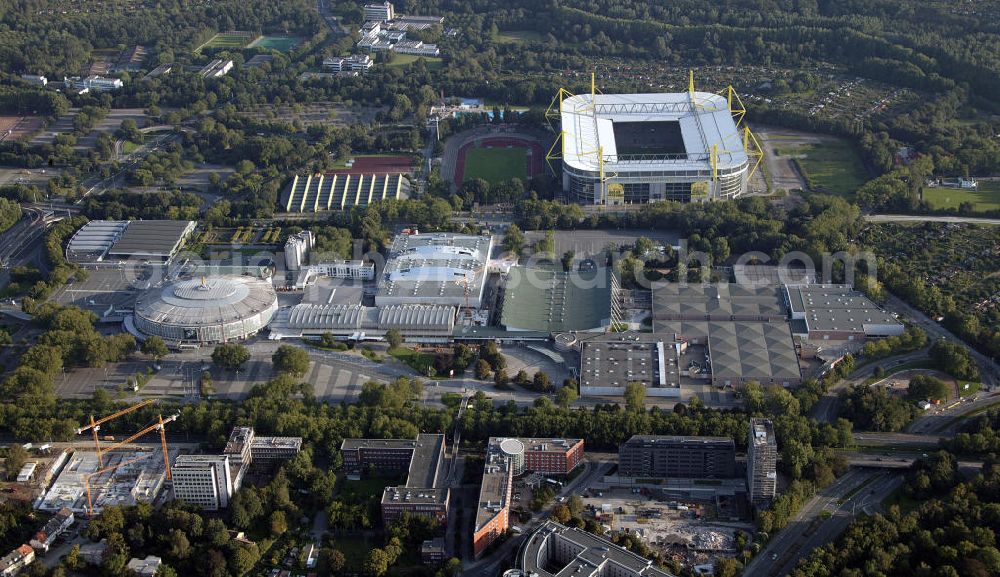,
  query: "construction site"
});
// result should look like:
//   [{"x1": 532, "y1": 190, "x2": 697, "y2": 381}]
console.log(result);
[{"x1": 33, "y1": 402, "x2": 183, "y2": 516}]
